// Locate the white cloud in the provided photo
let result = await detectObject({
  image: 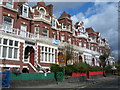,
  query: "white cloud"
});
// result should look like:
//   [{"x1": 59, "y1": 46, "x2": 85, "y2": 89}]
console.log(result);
[{"x1": 71, "y1": 2, "x2": 118, "y2": 60}]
